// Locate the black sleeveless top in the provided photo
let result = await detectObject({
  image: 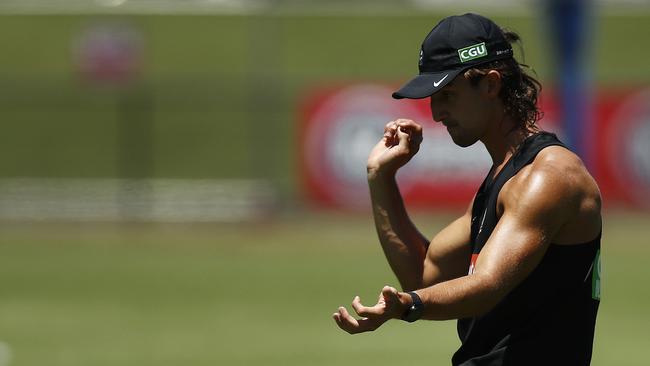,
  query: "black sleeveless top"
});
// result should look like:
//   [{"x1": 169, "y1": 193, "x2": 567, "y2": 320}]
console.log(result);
[{"x1": 452, "y1": 132, "x2": 601, "y2": 366}]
